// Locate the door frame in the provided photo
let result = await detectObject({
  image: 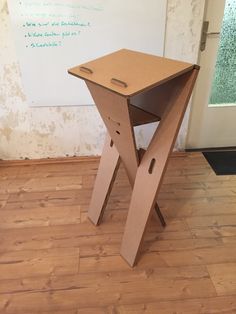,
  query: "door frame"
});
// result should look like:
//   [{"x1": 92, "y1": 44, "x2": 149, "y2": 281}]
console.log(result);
[{"x1": 186, "y1": 0, "x2": 236, "y2": 150}]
